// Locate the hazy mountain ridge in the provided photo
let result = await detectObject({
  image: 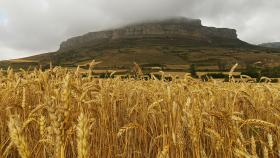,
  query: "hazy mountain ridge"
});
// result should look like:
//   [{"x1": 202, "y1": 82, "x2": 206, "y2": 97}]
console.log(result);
[
  {"x1": 59, "y1": 17, "x2": 243, "y2": 52},
  {"x1": 259, "y1": 42, "x2": 280, "y2": 49}
]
